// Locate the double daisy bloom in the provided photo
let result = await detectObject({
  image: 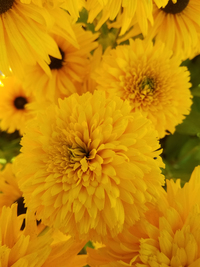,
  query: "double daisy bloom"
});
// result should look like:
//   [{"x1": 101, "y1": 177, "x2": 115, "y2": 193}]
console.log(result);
[{"x1": 0, "y1": 0, "x2": 199, "y2": 266}]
